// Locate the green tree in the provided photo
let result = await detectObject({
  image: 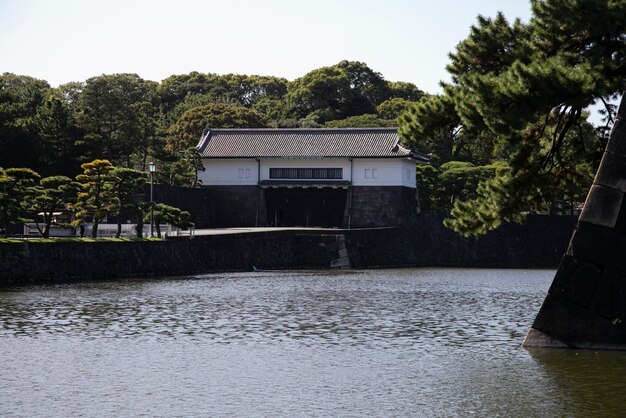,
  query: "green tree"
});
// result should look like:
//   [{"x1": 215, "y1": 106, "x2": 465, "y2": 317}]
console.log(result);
[
  {"x1": 220, "y1": 74, "x2": 288, "y2": 106},
  {"x1": 111, "y1": 167, "x2": 147, "y2": 238},
  {"x1": 387, "y1": 81, "x2": 425, "y2": 101},
  {"x1": 158, "y1": 72, "x2": 234, "y2": 116},
  {"x1": 415, "y1": 165, "x2": 442, "y2": 211},
  {"x1": 156, "y1": 148, "x2": 205, "y2": 187},
  {"x1": 166, "y1": 103, "x2": 264, "y2": 152},
  {"x1": 416, "y1": 162, "x2": 503, "y2": 212},
  {"x1": 377, "y1": 98, "x2": 417, "y2": 120},
  {"x1": 251, "y1": 97, "x2": 290, "y2": 126},
  {"x1": 147, "y1": 203, "x2": 192, "y2": 238},
  {"x1": 0, "y1": 73, "x2": 50, "y2": 170},
  {"x1": 399, "y1": 94, "x2": 463, "y2": 166},
  {"x1": 73, "y1": 159, "x2": 119, "y2": 238},
  {"x1": 0, "y1": 167, "x2": 40, "y2": 237},
  {"x1": 335, "y1": 60, "x2": 391, "y2": 113},
  {"x1": 401, "y1": 2, "x2": 625, "y2": 235},
  {"x1": 324, "y1": 114, "x2": 396, "y2": 128},
  {"x1": 439, "y1": 161, "x2": 503, "y2": 209},
  {"x1": 164, "y1": 93, "x2": 226, "y2": 127},
  {"x1": 30, "y1": 176, "x2": 81, "y2": 238},
  {"x1": 286, "y1": 66, "x2": 353, "y2": 122},
  {"x1": 77, "y1": 74, "x2": 160, "y2": 167},
  {"x1": 34, "y1": 92, "x2": 80, "y2": 177}
]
